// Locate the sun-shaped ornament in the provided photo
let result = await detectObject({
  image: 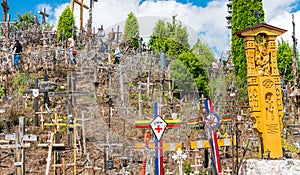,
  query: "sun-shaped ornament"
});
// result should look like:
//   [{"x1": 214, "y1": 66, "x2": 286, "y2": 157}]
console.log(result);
[{"x1": 206, "y1": 113, "x2": 220, "y2": 130}]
